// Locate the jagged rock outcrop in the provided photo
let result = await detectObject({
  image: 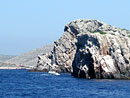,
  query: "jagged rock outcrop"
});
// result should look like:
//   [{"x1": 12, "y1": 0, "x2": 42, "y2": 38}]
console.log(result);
[{"x1": 35, "y1": 19, "x2": 130, "y2": 79}]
